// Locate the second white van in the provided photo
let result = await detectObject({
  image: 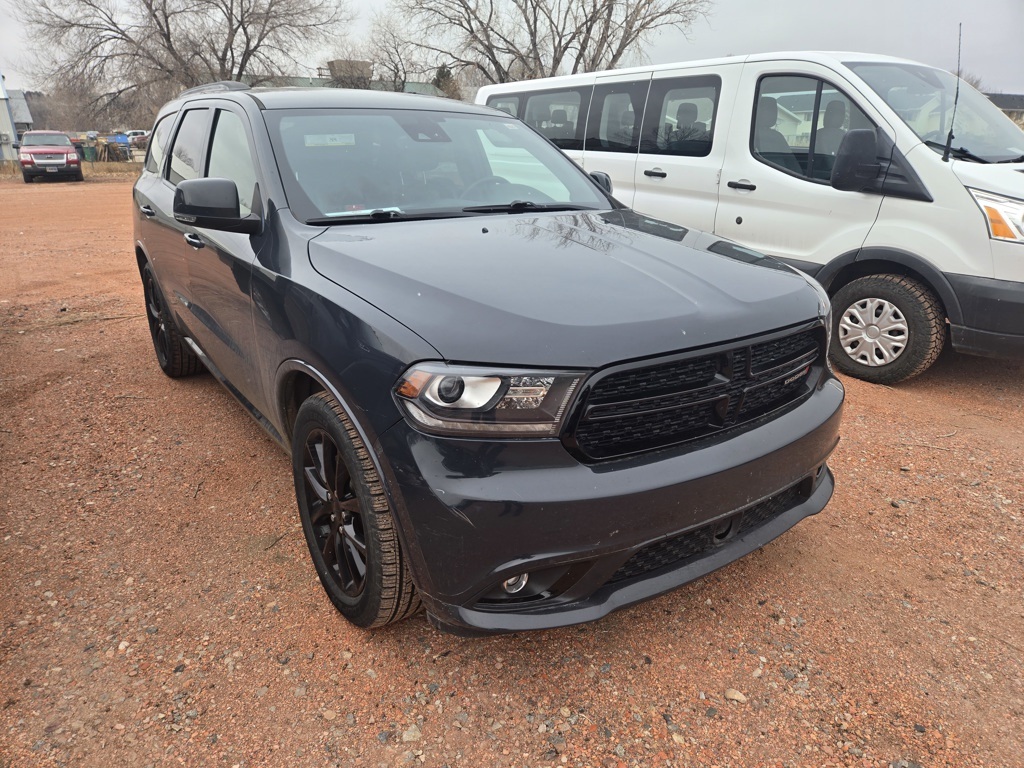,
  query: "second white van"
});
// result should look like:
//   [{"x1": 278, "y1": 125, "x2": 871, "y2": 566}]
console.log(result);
[{"x1": 477, "y1": 51, "x2": 1024, "y2": 383}]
